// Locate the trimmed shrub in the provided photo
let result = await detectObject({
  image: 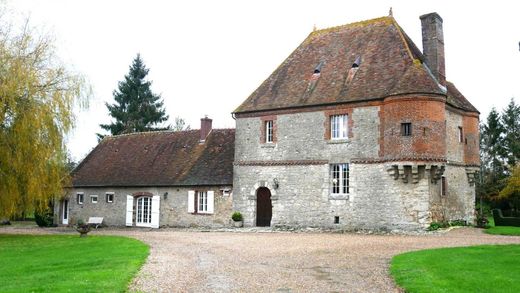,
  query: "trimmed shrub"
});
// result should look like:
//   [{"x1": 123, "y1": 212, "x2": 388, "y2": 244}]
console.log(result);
[
  {"x1": 34, "y1": 208, "x2": 54, "y2": 227},
  {"x1": 492, "y1": 209, "x2": 520, "y2": 227},
  {"x1": 231, "y1": 211, "x2": 243, "y2": 222}
]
